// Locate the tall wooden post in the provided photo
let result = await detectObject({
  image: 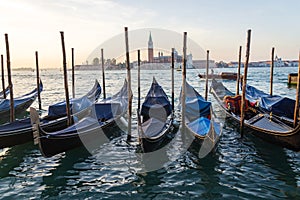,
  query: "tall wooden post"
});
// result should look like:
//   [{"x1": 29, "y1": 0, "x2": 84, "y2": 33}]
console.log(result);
[
  {"x1": 236, "y1": 46, "x2": 242, "y2": 95},
  {"x1": 205, "y1": 50, "x2": 209, "y2": 101},
  {"x1": 270, "y1": 47, "x2": 275, "y2": 96},
  {"x1": 137, "y1": 49, "x2": 142, "y2": 147},
  {"x1": 60, "y1": 31, "x2": 72, "y2": 126},
  {"x1": 5, "y1": 34, "x2": 14, "y2": 122},
  {"x1": 171, "y1": 48, "x2": 175, "y2": 113},
  {"x1": 240, "y1": 29, "x2": 251, "y2": 137},
  {"x1": 101, "y1": 48, "x2": 106, "y2": 99},
  {"x1": 181, "y1": 32, "x2": 187, "y2": 126},
  {"x1": 125, "y1": 27, "x2": 132, "y2": 141},
  {"x1": 137, "y1": 50, "x2": 141, "y2": 112},
  {"x1": 35, "y1": 51, "x2": 42, "y2": 110},
  {"x1": 1, "y1": 54, "x2": 6, "y2": 99},
  {"x1": 71, "y1": 48, "x2": 75, "y2": 98},
  {"x1": 293, "y1": 51, "x2": 300, "y2": 128}
]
